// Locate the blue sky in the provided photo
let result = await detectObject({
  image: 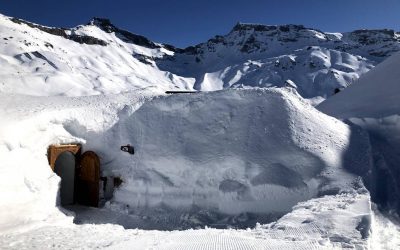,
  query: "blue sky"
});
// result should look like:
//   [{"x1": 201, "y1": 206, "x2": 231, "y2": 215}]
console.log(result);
[{"x1": 0, "y1": 0, "x2": 399, "y2": 48}]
